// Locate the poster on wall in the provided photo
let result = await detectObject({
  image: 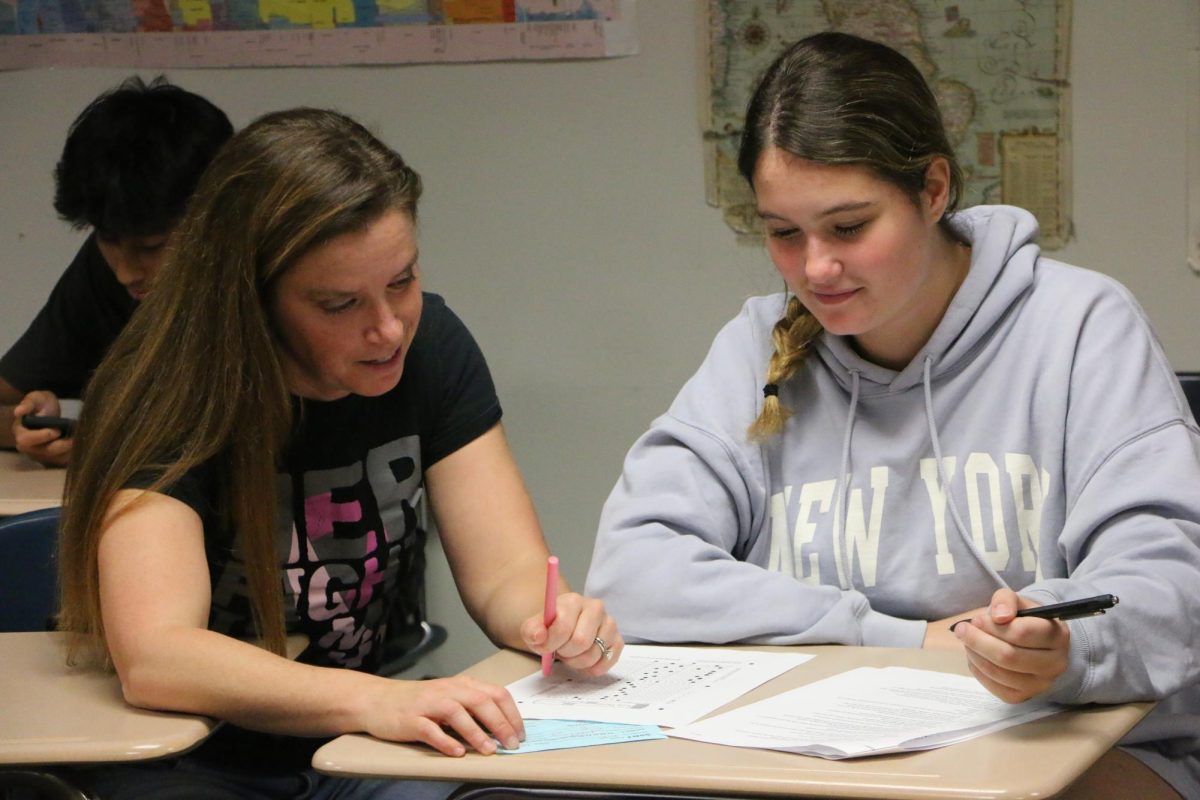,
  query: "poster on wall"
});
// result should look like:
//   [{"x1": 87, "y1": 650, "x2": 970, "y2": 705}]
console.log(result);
[
  {"x1": 0, "y1": 0, "x2": 636, "y2": 68},
  {"x1": 705, "y1": 0, "x2": 1071, "y2": 249}
]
